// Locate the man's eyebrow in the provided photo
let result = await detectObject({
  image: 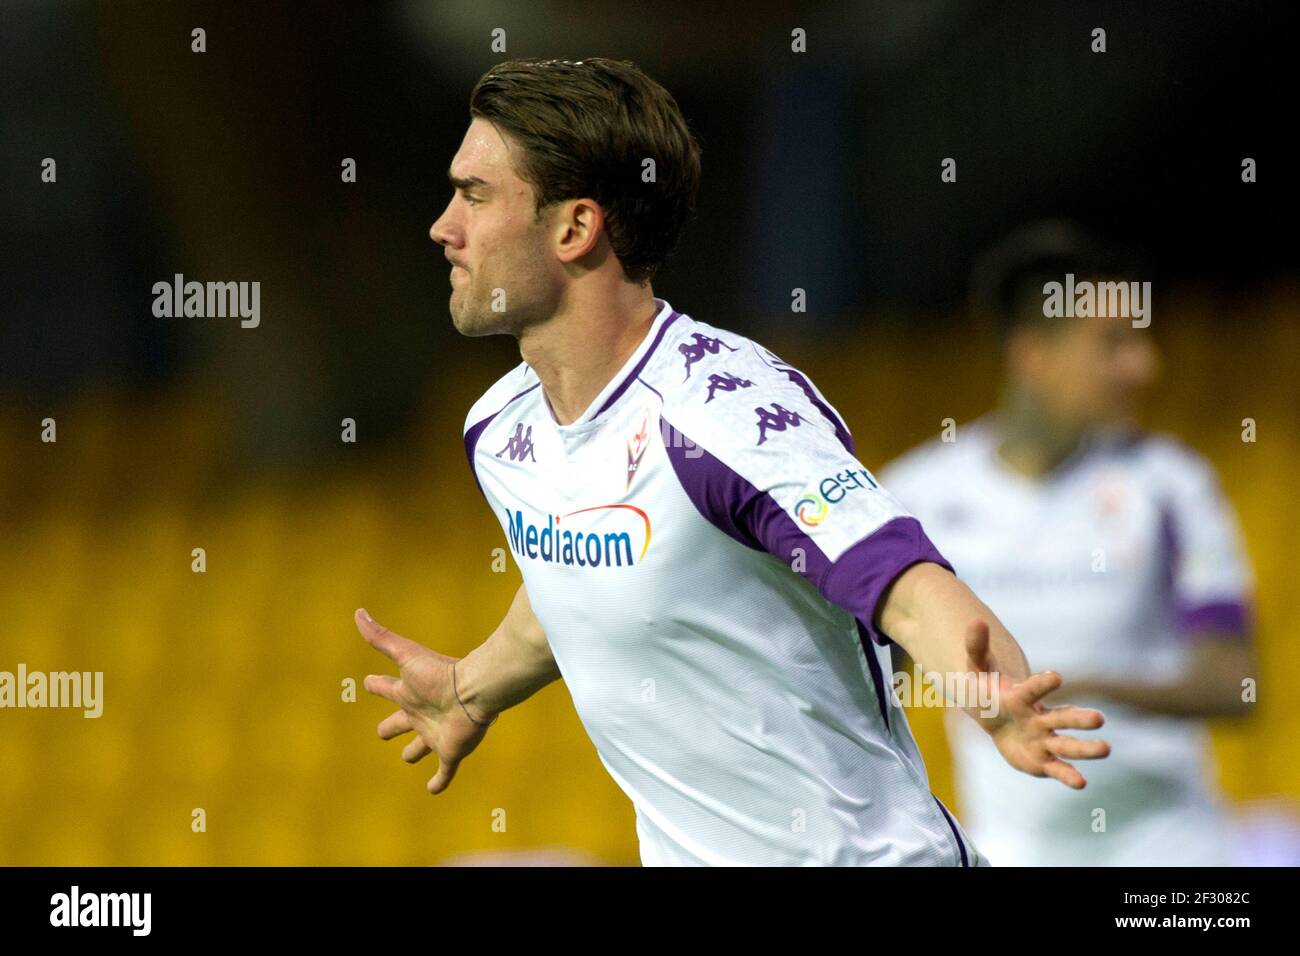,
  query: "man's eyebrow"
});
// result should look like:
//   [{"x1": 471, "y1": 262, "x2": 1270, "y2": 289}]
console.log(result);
[{"x1": 447, "y1": 168, "x2": 491, "y2": 191}]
